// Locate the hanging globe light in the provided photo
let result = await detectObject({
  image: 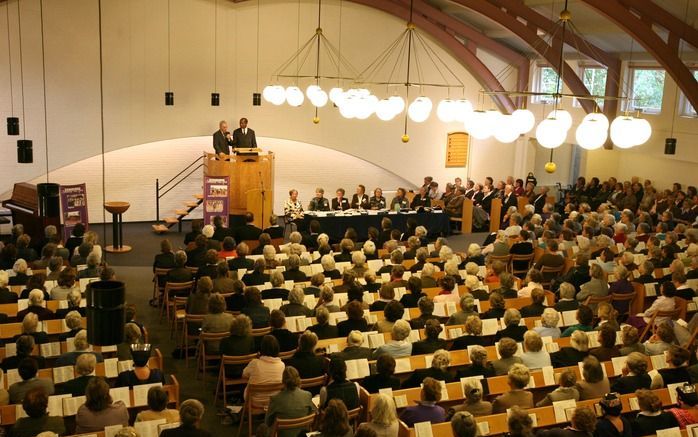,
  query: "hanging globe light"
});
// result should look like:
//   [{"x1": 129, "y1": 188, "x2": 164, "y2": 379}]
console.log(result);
[
  {"x1": 610, "y1": 115, "x2": 636, "y2": 149},
  {"x1": 485, "y1": 109, "x2": 502, "y2": 129},
  {"x1": 285, "y1": 86, "x2": 305, "y2": 107},
  {"x1": 355, "y1": 94, "x2": 378, "y2": 120},
  {"x1": 338, "y1": 93, "x2": 358, "y2": 118},
  {"x1": 388, "y1": 95, "x2": 406, "y2": 115},
  {"x1": 632, "y1": 117, "x2": 652, "y2": 146},
  {"x1": 582, "y1": 112, "x2": 609, "y2": 131},
  {"x1": 407, "y1": 96, "x2": 433, "y2": 123},
  {"x1": 375, "y1": 99, "x2": 398, "y2": 121},
  {"x1": 511, "y1": 109, "x2": 536, "y2": 134},
  {"x1": 329, "y1": 87, "x2": 344, "y2": 104},
  {"x1": 306, "y1": 85, "x2": 321, "y2": 100},
  {"x1": 535, "y1": 117, "x2": 567, "y2": 149},
  {"x1": 493, "y1": 115, "x2": 521, "y2": 143},
  {"x1": 436, "y1": 99, "x2": 456, "y2": 123},
  {"x1": 310, "y1": 89, "x2": 329, "y2": 107},
  {"x1": 453, "y1": 99, "x2": 474, "y2": 123},
  {"x1": 575, "y1": 120, "x2": 607, "y2": 150},
  {"x1": 547, "y1": 109, "x2": 573, "y2": 132},
  {"x1": 465, "y1": 110, "x2": 492, "y2": 140},
  {"x1": 263, "y1": 85, "x2": 286, "y2": 106}
]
